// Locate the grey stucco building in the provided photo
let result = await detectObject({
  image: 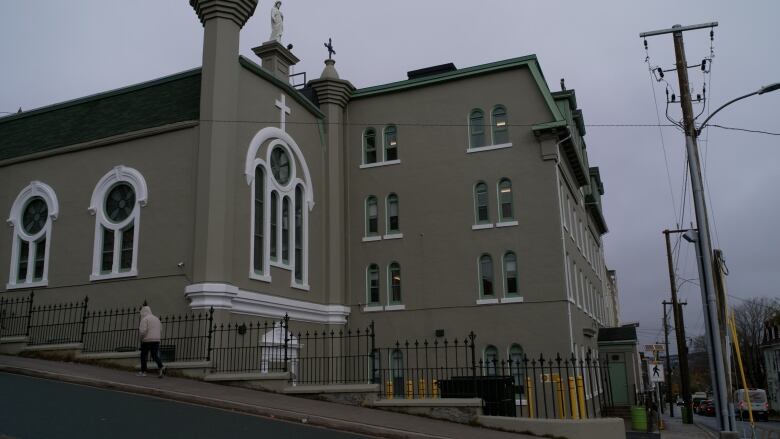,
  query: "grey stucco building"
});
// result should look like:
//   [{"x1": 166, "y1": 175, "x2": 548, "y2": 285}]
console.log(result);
[{"x1": 0, "y1": 0, "x2": 617, "y2": 364}]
